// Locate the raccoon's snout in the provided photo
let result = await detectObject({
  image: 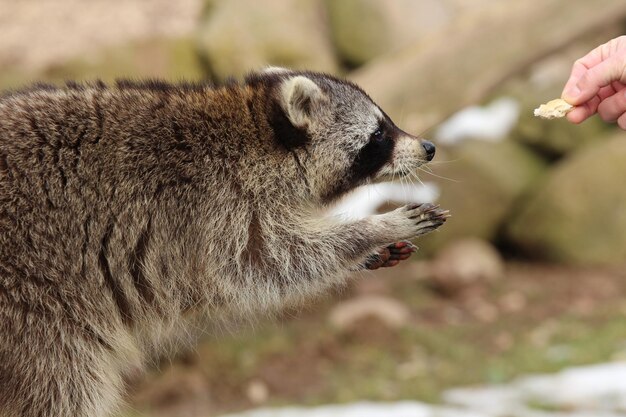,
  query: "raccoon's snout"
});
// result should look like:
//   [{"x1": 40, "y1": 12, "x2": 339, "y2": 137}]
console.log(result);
[{"x1": 421, "y1": 140, "x2": 436, "y2": 161}]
